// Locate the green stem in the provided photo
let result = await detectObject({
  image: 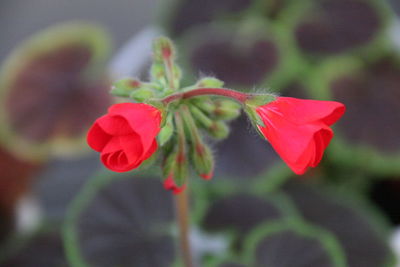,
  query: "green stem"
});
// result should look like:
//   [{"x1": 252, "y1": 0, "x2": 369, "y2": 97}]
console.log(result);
[
  {"x1": 180, "y1": 105, "x2": 202, "y2": 143},
  {"x1": 162, "y1": 88, "x2": 251, "y2": 104}
]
